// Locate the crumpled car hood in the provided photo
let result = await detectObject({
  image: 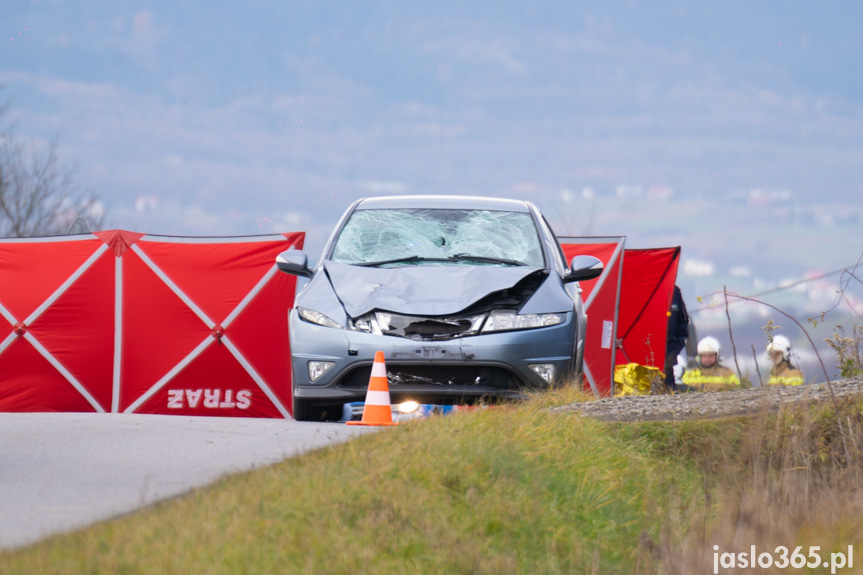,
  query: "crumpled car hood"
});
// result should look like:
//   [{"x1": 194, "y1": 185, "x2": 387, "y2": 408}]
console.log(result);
[{"x1": 324, "y1": 261, "x2": 545, "y2": 317}]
